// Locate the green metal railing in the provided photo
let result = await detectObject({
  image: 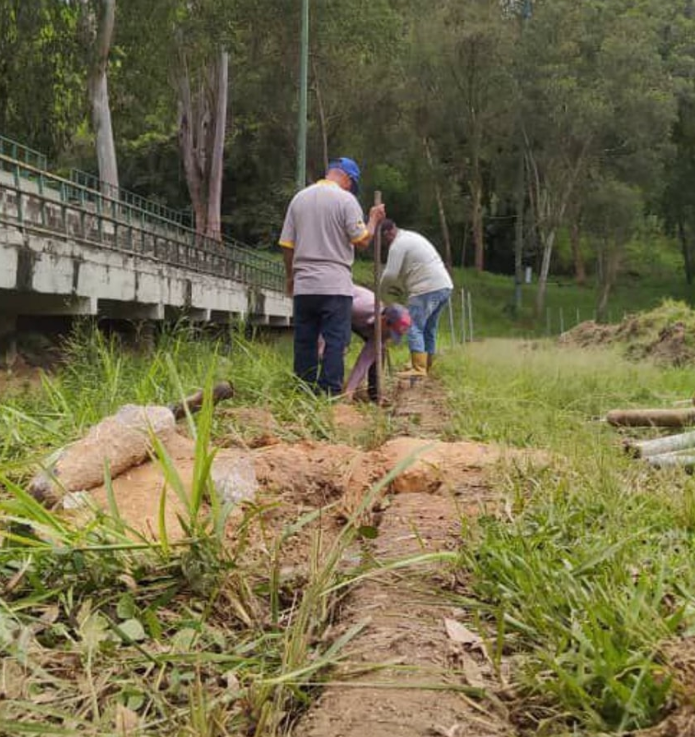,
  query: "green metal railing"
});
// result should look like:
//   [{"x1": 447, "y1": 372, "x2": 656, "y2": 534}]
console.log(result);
[
  {"x1": 0, "y1": 153, "x2": 285, "y2": 293},
  {"x1": 0, "y1": 135, "x2": 48, "y2": 171},
  {"x1": 69, "y1": 168, "x2": 192, "y2": 227}
]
